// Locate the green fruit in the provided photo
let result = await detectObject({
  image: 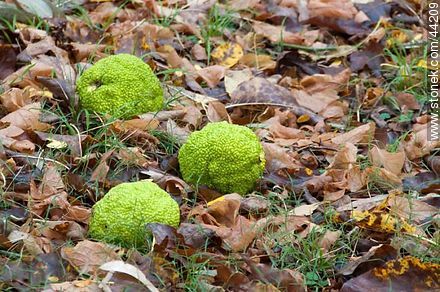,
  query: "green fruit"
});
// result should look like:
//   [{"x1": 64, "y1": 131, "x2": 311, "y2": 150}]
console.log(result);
[
  {"x1": 88, "y1": 181, "x2": 180, "y2": 247},
  {"x1": 178, "y1": 121, "x2": 265, "y2": 195},
  {"x1": 76, "y1": 54, "x2": 163, "y2": 118}
]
